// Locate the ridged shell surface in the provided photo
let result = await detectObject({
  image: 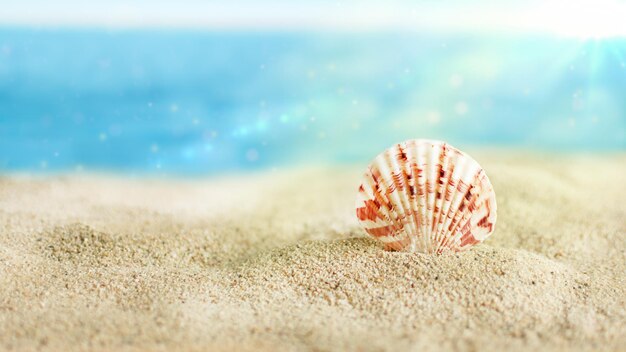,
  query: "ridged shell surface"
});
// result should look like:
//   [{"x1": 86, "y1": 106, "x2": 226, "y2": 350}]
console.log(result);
[{"x1": 355, "y1": 139, "x2": 497, "y2": 253}]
